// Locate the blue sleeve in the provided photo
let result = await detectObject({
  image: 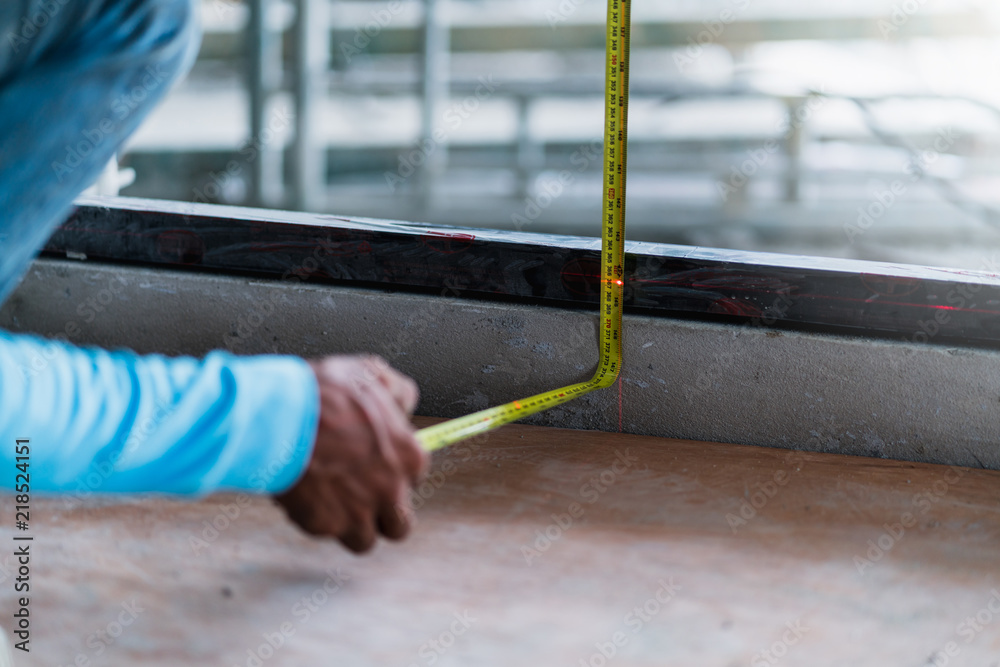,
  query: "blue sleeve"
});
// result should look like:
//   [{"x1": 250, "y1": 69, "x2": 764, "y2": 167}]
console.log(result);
[{"x1": 0, "y1": 331, "x2": 319, "y2": 496}]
